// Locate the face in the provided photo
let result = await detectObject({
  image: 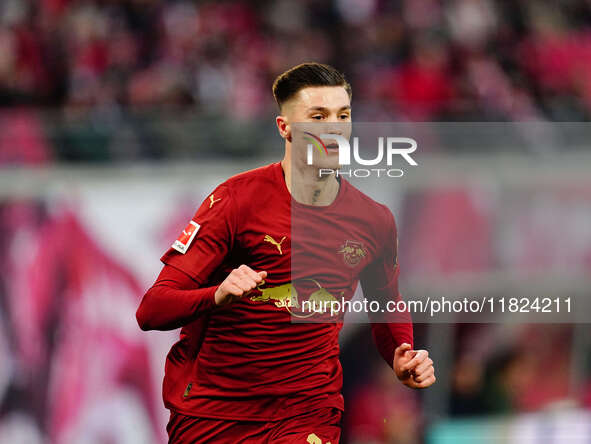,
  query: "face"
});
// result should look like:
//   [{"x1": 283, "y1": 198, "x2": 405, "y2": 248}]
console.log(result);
[{"x1": 276, "y1": 86, "x2": 352, "y2": 170}]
